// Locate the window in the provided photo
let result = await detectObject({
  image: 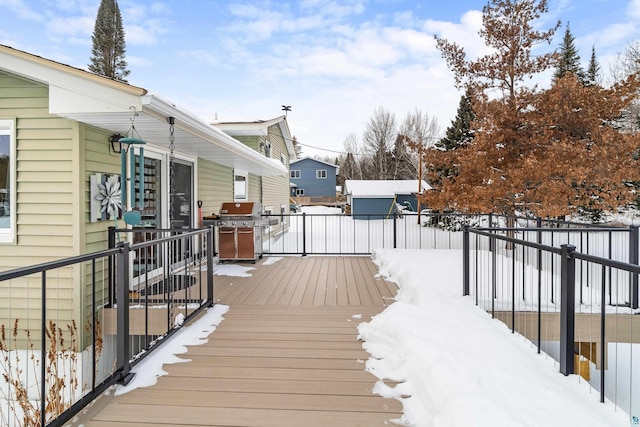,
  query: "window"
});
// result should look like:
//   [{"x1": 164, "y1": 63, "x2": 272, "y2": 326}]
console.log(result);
[
  {"x1": 290, "y1": 170, "x2": 300, "y2": 179},
  {"x1": 234, "y1": 170, "x2": 248, "y2": 201},
  {"x1": 264, "y1": 142, "x2": 271, "y2": 158},
  {"x1": 295, "y1": 188, "x2": 305, "y2": 196},
  {"x1": 280, "y1": 154, "x2": 287, "y2": 165},
  {"x1": 316, "y1": 169, "x2": 327, "y2": 179},
  {"x1": 0, "y1": 120, "x2": 14, "y2": 243}
]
